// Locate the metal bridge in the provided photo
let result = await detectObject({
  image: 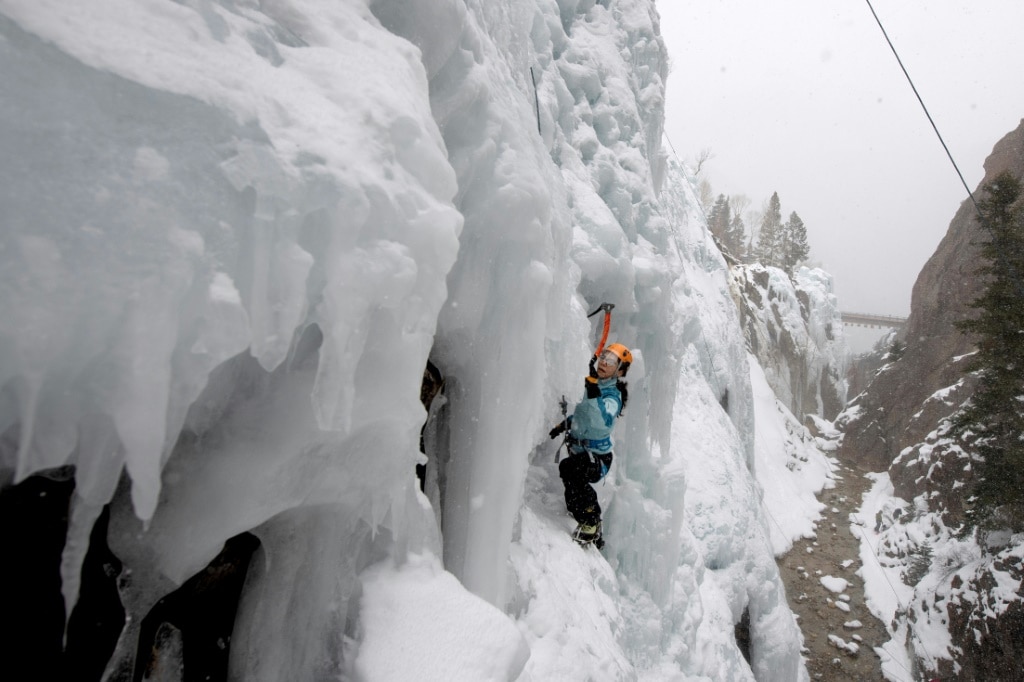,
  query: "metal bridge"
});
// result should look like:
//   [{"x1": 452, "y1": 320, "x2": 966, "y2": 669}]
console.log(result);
[{"x1": 840, "y1": 312, "x2": 907, "y2": 329}]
